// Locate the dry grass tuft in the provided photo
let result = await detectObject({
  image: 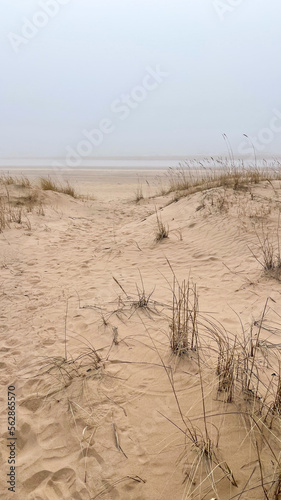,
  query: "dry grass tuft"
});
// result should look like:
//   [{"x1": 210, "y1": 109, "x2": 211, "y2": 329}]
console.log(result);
[
  {"x1": 43, "y1": 345, "x2": 102, "y2": 391},
  {"x1": 112, "y1": 273, "x2": 157, "y2": 317},
  {"x1": 216, "y1": 338, "x2": 236, "y2": 403},
  {"x1": 12, "y1": 191, "x2": 39, "y2": 211},
  {"x1": 17, "y1": 175, "x2": 31, "y2": 188},
  {"x1": 271, "y1": 373, "x2": 281, "y2": 417},
  {"x1": 0, "y1": 197, "x2": 24, "y2": 231},
  {"x1": 39, "y1": 176, "x2": 76, "y2": 197},
  {"x1": 0, "y1": 174, "x2": 15, "y2": 185},
  {"x1": 134, "y1": 272, "x2": 155, "y2": 309},
  {"x1": 0, "y1": 174, "x2": 31, "y2": 188},
  {"x1": 170, "y1": 277, "x2": 198, "y2": 355},
  {"x1": 134, "y1": 183, "x2": 144, "y2": 203},
  {"x1": 250, "y1": 220, "x2": 281, "y2": 281},
  {"x1": 0, "y1": 179, "x2": 42, "y2": 232},
  {"x1": 155, "y1": 210, "x2": 169, "y2": 241}
]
